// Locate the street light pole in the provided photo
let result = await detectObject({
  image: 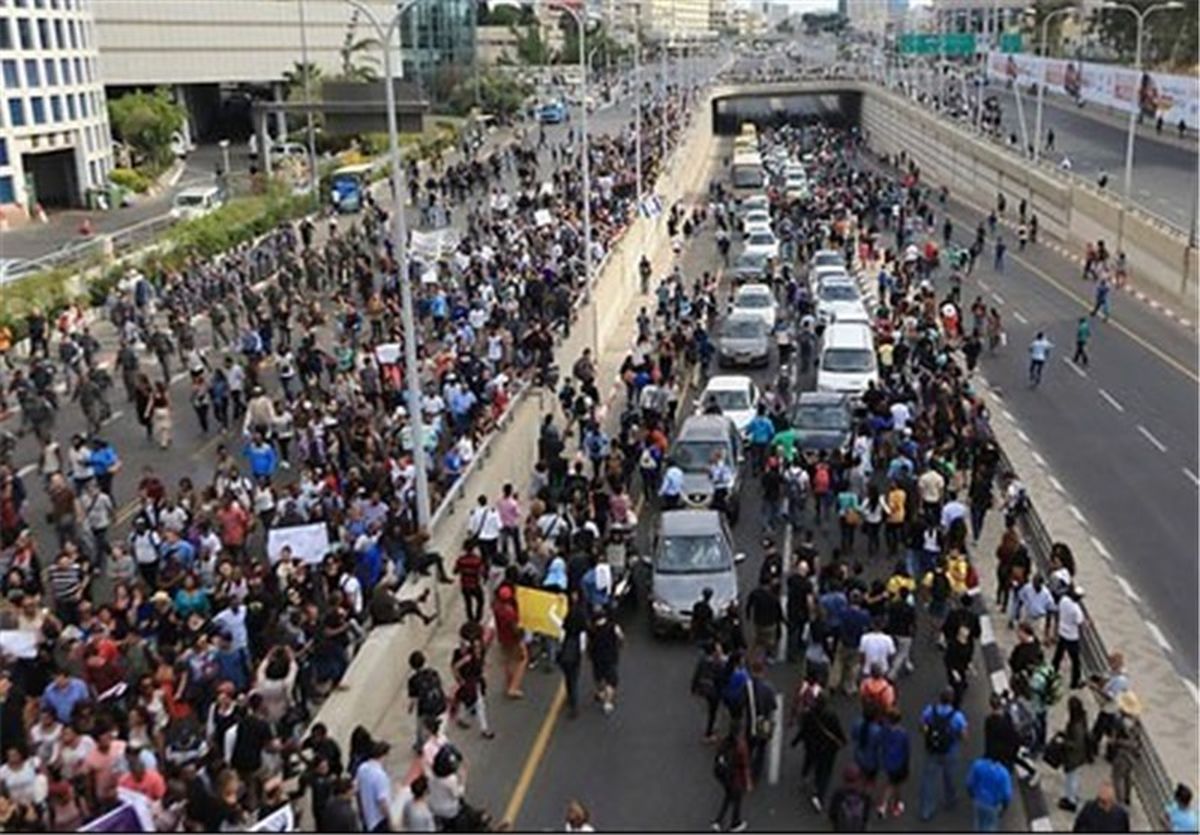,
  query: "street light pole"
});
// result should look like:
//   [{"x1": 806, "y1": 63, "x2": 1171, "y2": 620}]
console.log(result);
[
  {"x1": 347, "y1": 0, "x2": 431, "y2": 530},
  {"x1": 298, "y1": 0, "x2": 319, "y2": 197},
  {"x1": 1102, "y1": 1, "x2": 1182, "y2": 198},
  {"x1": 1031, "y1": 5, "x2": 1076, "y2": 165}
]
